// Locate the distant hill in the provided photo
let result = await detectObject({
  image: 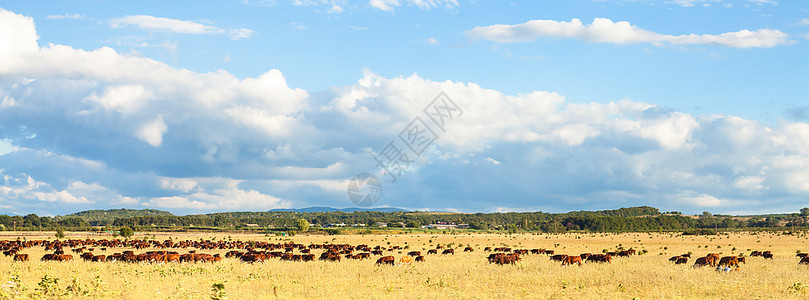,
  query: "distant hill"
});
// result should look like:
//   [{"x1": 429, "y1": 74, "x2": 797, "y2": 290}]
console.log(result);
[
  {"x1": 268, "y1": 206, "x2": 409, "y2": 213},
  {"x1": 57, "y1": 209, "x2": 174, "y2": 223}
]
